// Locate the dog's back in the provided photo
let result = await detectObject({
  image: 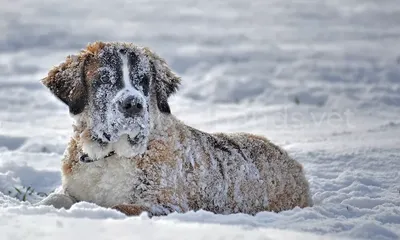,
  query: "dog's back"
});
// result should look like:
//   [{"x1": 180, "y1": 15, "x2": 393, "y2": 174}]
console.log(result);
[{"x1": 177, "y1": 125, "x2": 312, "y2": 214}]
